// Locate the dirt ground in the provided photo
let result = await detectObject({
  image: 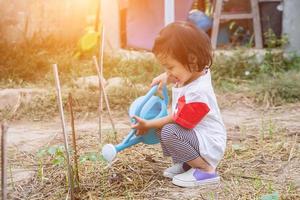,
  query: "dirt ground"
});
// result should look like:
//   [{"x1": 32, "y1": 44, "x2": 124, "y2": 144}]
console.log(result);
[{"x1": 4, "y1": 93, "x2": 300, "y2": 199}]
